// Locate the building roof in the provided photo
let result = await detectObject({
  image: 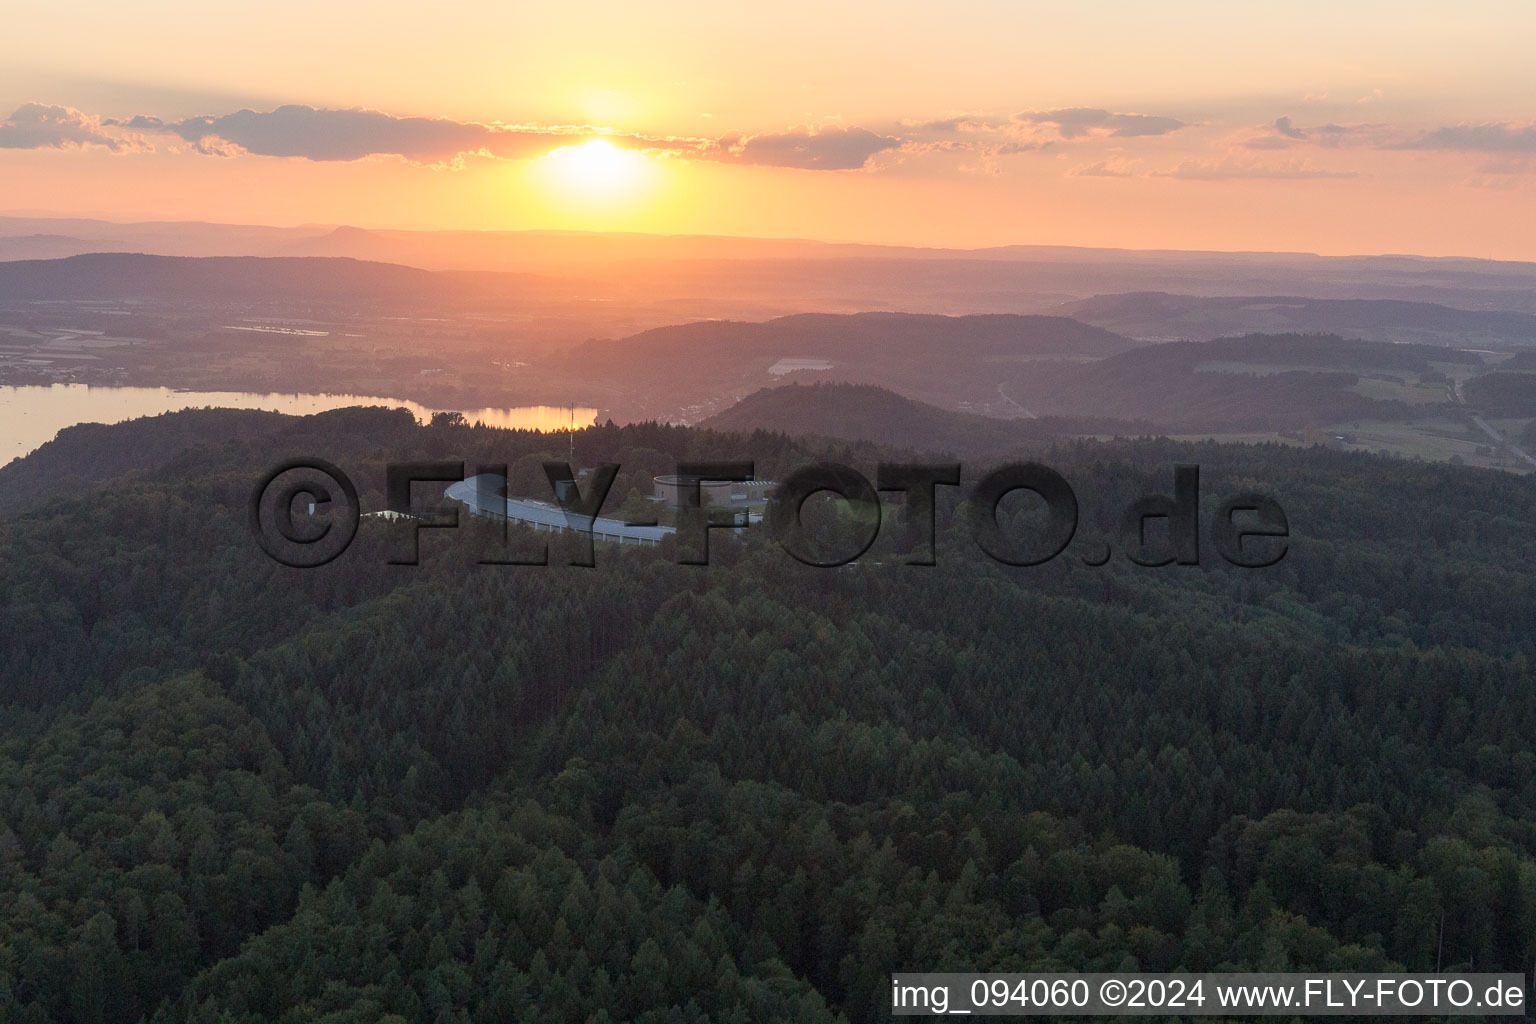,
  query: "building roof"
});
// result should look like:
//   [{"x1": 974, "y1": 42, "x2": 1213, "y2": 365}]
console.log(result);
[{"x1": 445, "y1": 474, "x2": 674, "y2": 542}]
